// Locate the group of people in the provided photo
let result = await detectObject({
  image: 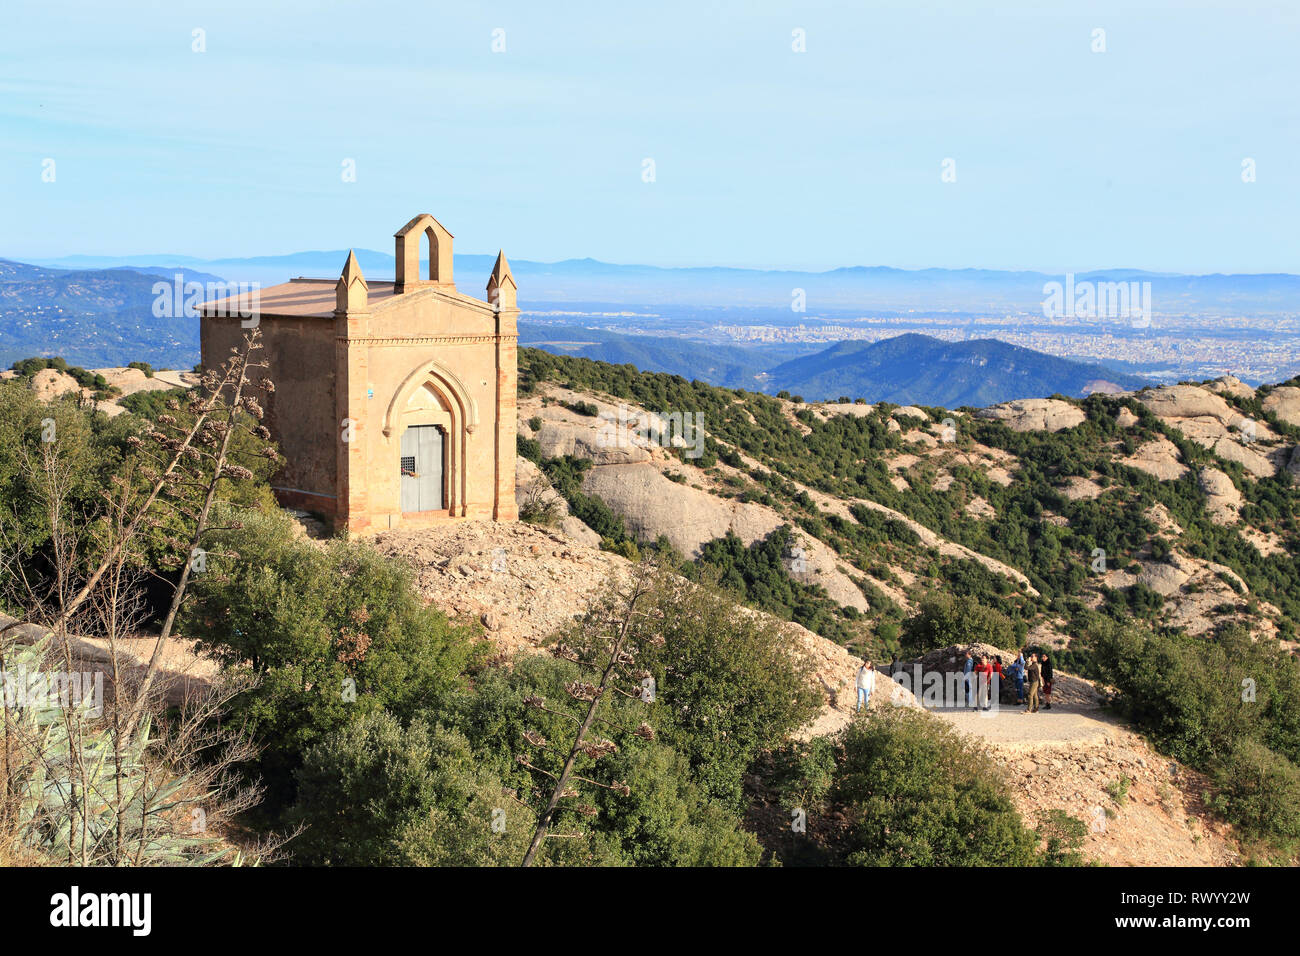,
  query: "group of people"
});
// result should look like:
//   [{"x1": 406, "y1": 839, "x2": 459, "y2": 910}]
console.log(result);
[
  {"x1": 982, "y1": 647, "x2": 1055, "y2": 712},
  {"x1": 972, "y1": 648, "x2": 1053, "y2": 713},
  {"x1": 855, "y1": 648, "x2": 1055, "y2": 715}
]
